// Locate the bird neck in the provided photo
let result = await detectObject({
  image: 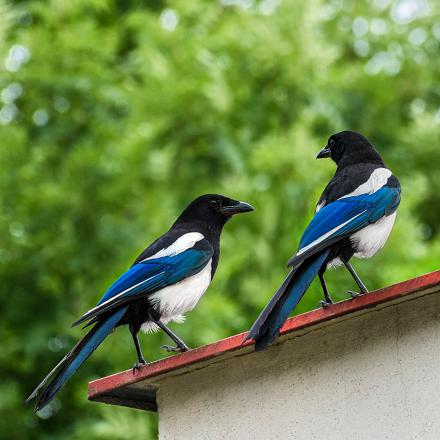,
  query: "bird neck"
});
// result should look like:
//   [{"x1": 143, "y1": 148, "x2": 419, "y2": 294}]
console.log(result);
[
  {"x1": 337, "y1": 153, "x2": 385, "y2": 170},
  {"x1": 198, "y1": 221, "x2": 223, "y2": 274}
]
